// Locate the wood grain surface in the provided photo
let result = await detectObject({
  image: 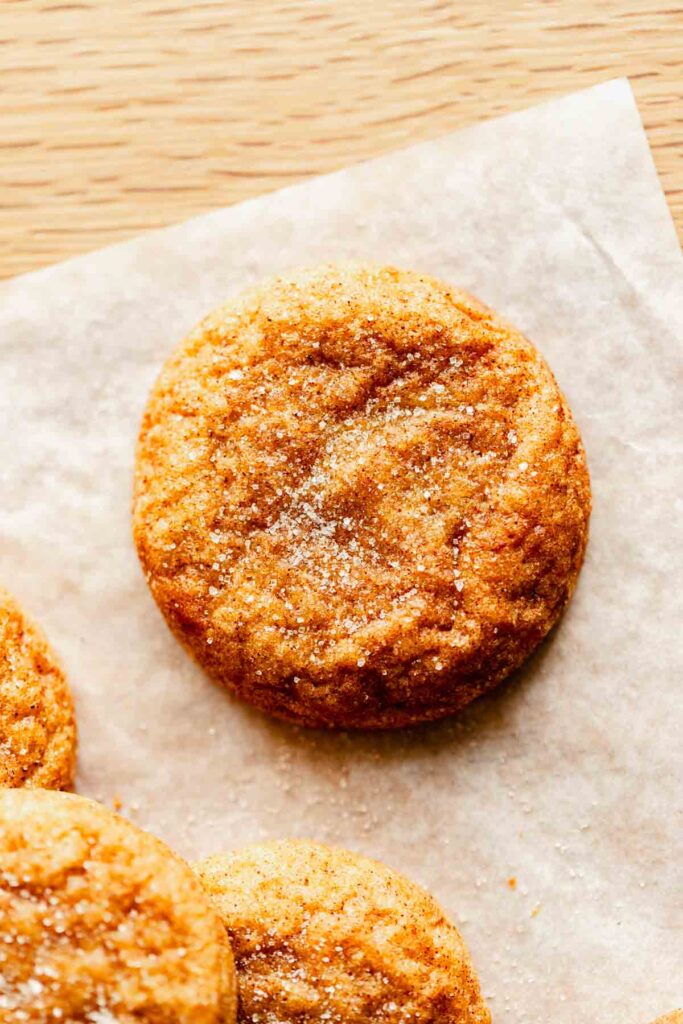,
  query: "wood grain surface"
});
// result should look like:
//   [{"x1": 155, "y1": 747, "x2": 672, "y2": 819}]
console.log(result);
[{"x1": 1, "y1": 0, "x2": 681, "y2": 279}]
